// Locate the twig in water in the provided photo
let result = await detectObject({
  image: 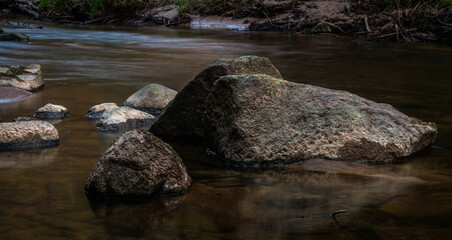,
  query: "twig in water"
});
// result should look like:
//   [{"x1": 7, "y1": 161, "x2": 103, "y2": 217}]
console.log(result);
[{"x1": 329, "y1": 210, "x2": 347, "y2": 219}]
